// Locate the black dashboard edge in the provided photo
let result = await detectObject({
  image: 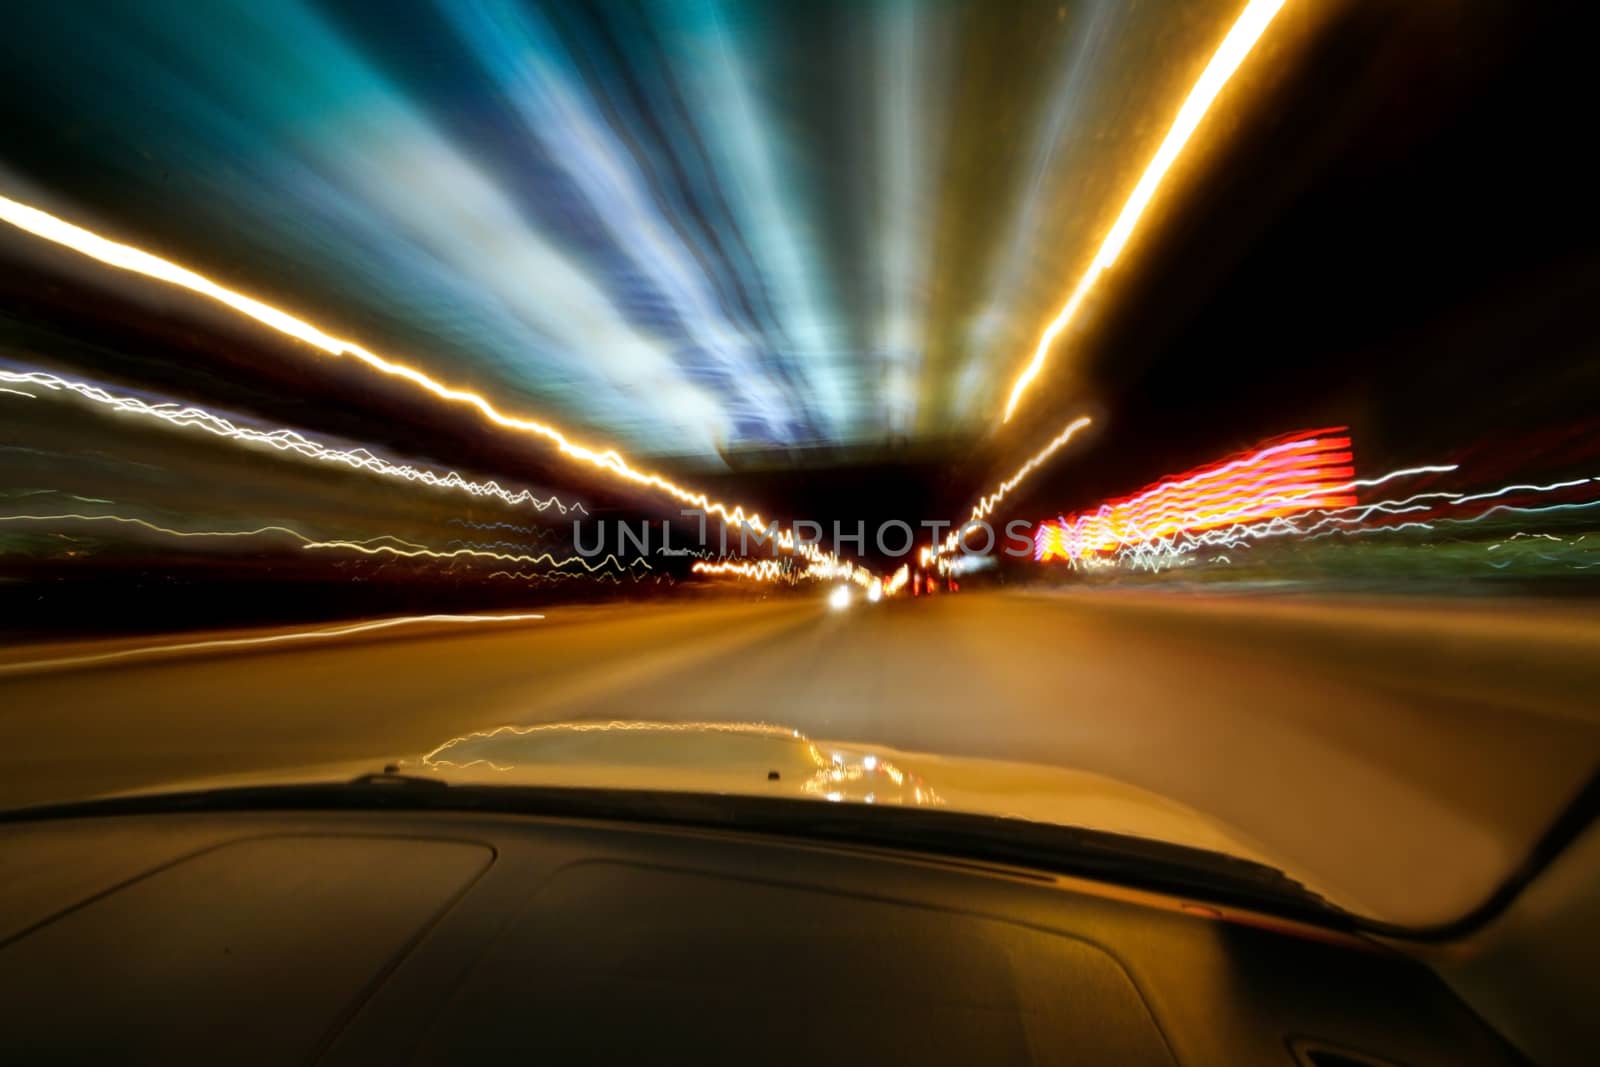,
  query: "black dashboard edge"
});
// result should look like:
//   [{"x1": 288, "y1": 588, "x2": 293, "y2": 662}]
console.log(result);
[{"x1": 0, "y1": 781, "x2": 1354, "y2": 931}]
